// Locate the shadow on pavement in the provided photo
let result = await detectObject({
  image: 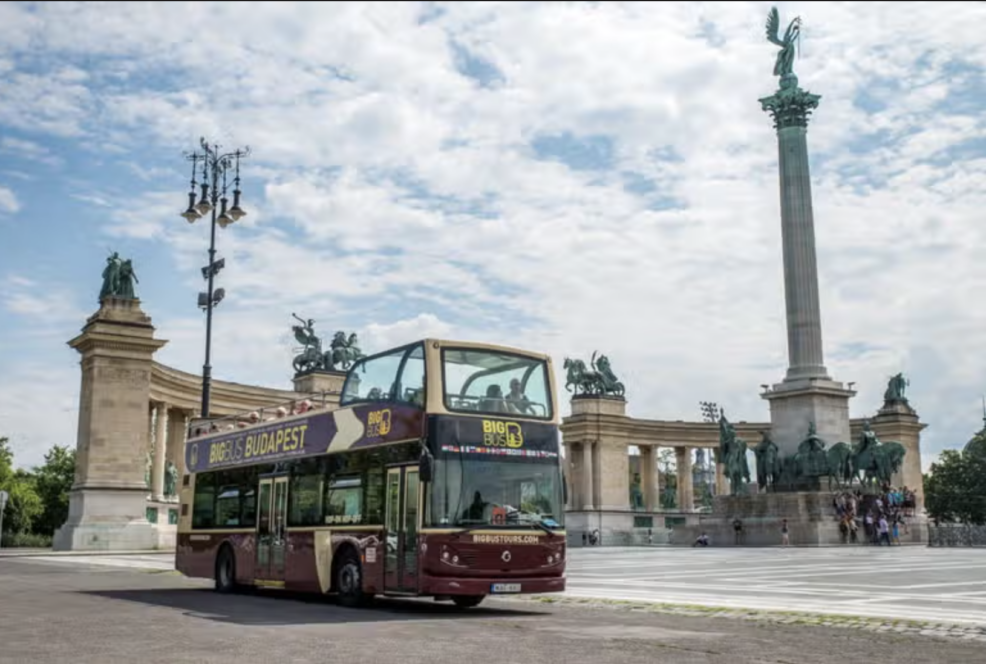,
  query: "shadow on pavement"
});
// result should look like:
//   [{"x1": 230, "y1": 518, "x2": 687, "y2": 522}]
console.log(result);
[{"x1": 80, "y1": 587, "x2": 545, "y2": 626}]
